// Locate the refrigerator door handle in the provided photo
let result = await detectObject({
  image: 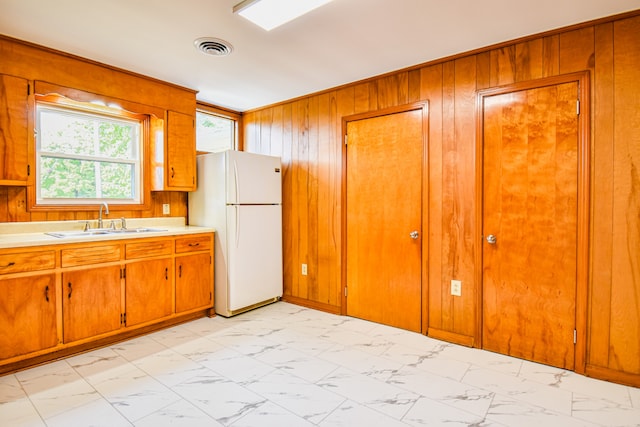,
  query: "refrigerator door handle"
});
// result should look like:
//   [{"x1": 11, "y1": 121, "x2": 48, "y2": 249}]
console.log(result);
[
  {"x1": 233, "y1": 160, "x2": 240, "y2": 204},
  {"x1": 234, "y1": 205, "x2": 240, "y2": 248}
]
